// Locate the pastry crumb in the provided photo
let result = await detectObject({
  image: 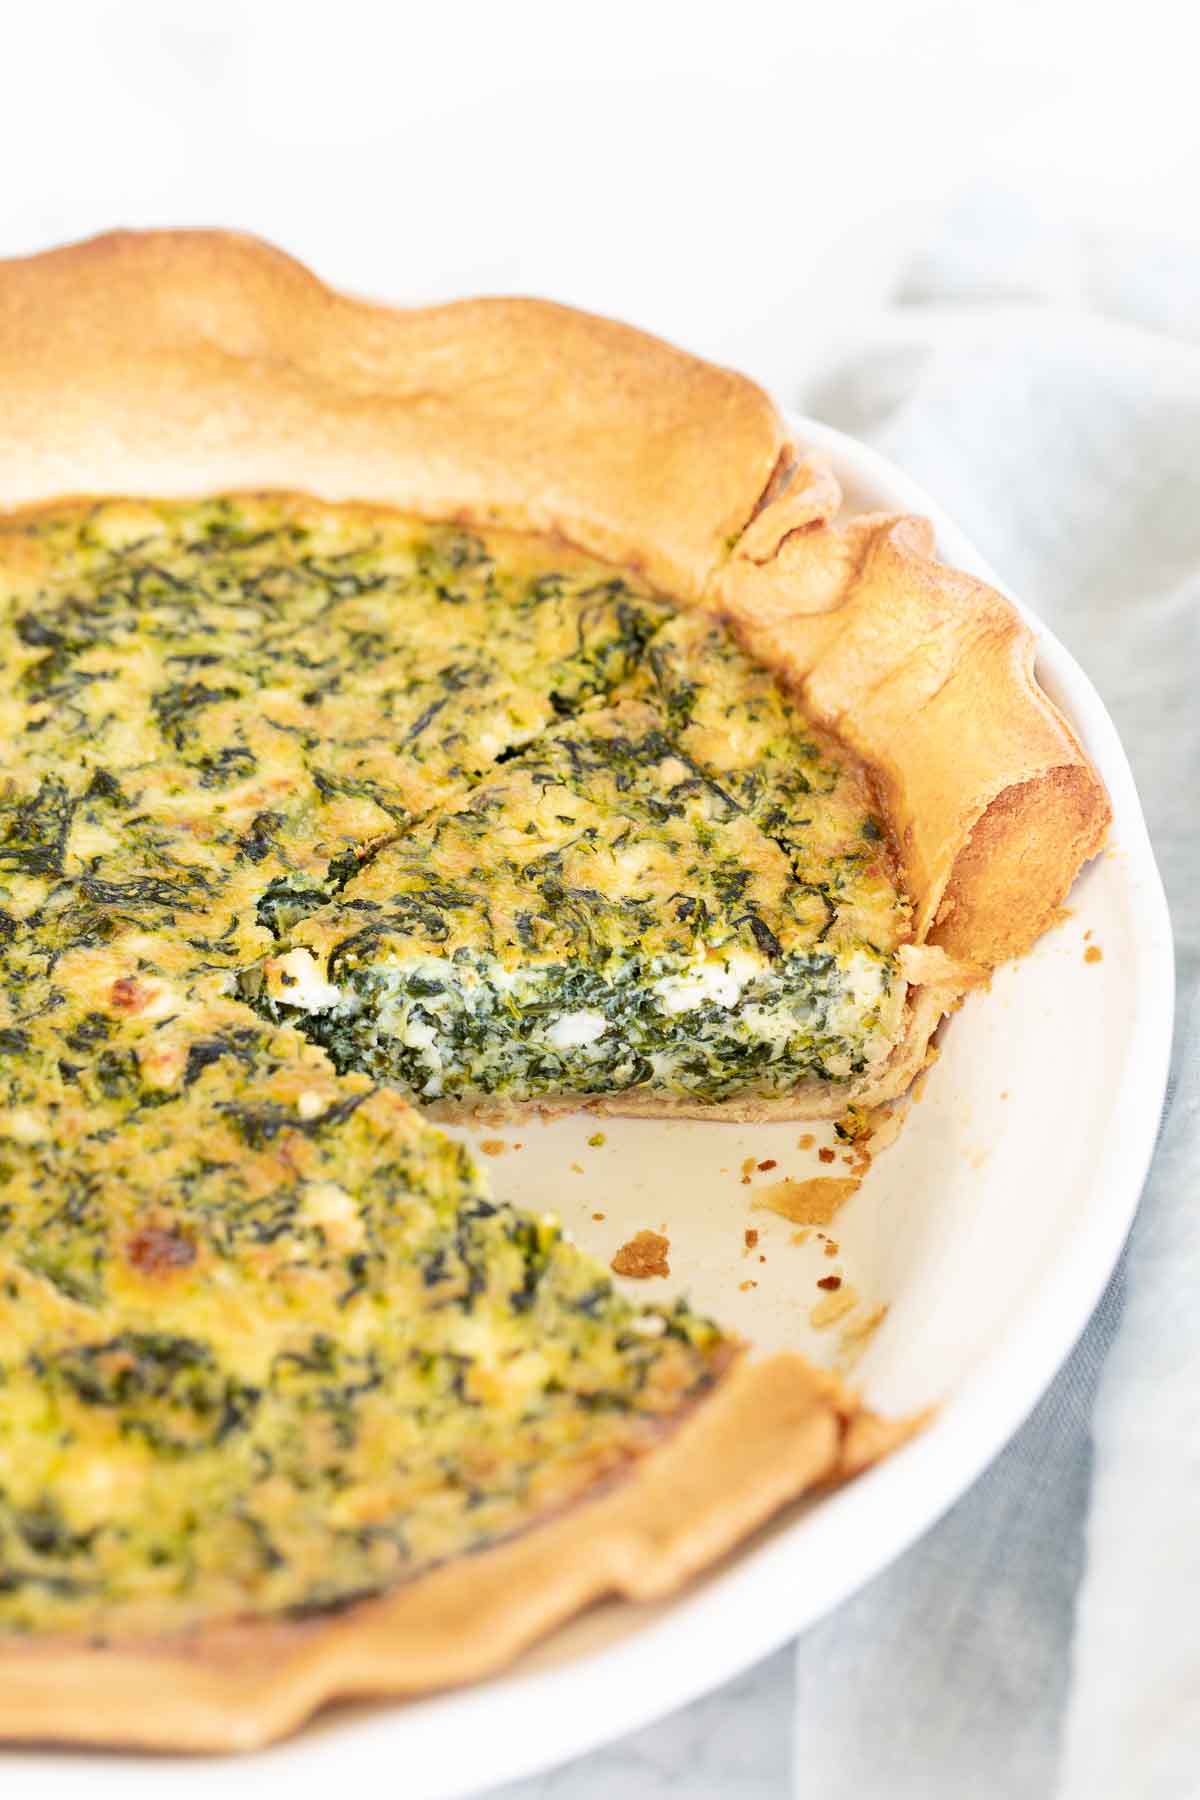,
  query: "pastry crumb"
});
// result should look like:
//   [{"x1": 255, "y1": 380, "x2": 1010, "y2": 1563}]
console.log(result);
[
  {"x1": 611, "y1": 1230, "x2": 670, "y2": 1279},
  {"x1": 824, "y1": 1238, "x2": 839, "y2": 1257},
  {"x1": 790, "y1": 1228, "x2": 811, "y2": 1246},
  {"x1": 818, "y1": 1146, "x2": 836, "y2": 1165},
  {"x1": 817, "y1": 1274, "x2": 842, "y2": 1292},
  {"x1": 839, "y1": 1303, "x2": 888, "y2": 1357},
  {"x1": 754, "y1": 1177, "x2": 860, "y2": 1226},
  {"x1": 738, "y1": 1279, "x2": 758, "y2": 1292},
  {"x1": 757, "y1": 1159, "x2": 777, "y2": 1172},
  {"x1": 570, "y1": 1161, "x2": 584, "y2": 1174},
  {"x1": 836, "y1": 1304, "x2": 890, "y2": 1372},
  {"x1": 744, "y1": 1228, "x2": 759, "y2": 1250},
  {"x1": 811, "y1": 1283, "x2": 859, "y2": 1328},
  {"x1": 1084, "y1": 944, "x2": 1103, "y2": 964},
  {"x1": 834, "y1": 1104, "x2": 873, "y2": 1145},
  {"x1": 587, "y1": 1132, "x2": 607, "y2": 1147},
  {"x1": 479, "y1": 1138, "x2": 508, "y2": 1156},
  {"x1": 592, "y1": 1211, "x2": 606, "y2": 1222},
  {"x1": 798, "y1": 1133, "x2": 815, "y2": 1150},
  {"x1": 740, "y1": 1155, "x2": 756, "y2": 1185}
]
